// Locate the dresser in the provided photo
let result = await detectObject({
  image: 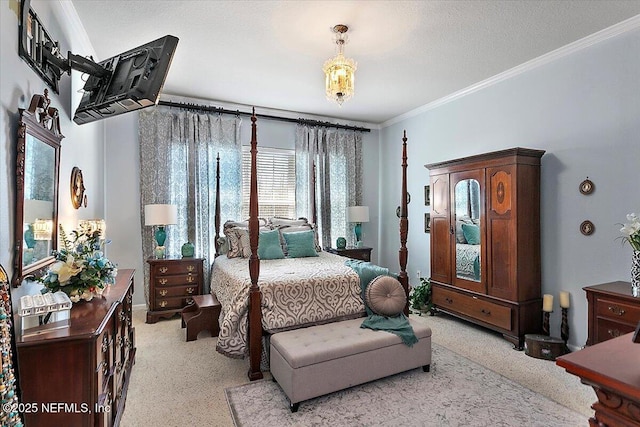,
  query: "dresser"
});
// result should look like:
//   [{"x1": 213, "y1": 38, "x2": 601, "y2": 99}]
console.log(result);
[
  {"x1": 426, "y1": 148, "x2": 545, "y2": 349},
  {"x1": 16, "y1": 269, "x2": 136, "y2": 427},
  {"x1": 325, "y1": 247, "x2": 372, "y2": 262},
  {"x1": 584, "y1": 281, "x2": 640, "y2": 346},
  {"x1": 146, "y1": 258, "x2": 204, "y2": 323}
]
